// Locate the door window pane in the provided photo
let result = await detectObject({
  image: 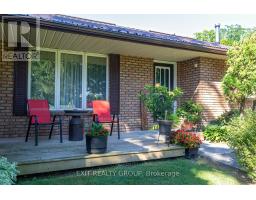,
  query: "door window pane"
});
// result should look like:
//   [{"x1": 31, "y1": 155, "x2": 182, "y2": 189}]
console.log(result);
[
  {"x1": 165, "y1": 68, "x2": 169, "y2": 89},
  {"x1": 155, "y1": 64, "x2": 174, "y2": 90},
  {"x1": 160, "y1": 68, "x2": 165, "y2": 86},
  {"x1": 60, "y1": 53, "x2": 82, "y2": 109},
  {"x1": 31, "y1": 51, "x2": 55, "y2": 108},
  {"x1": 87, "y1": 56, "x2": 107, "y2": 108}
]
